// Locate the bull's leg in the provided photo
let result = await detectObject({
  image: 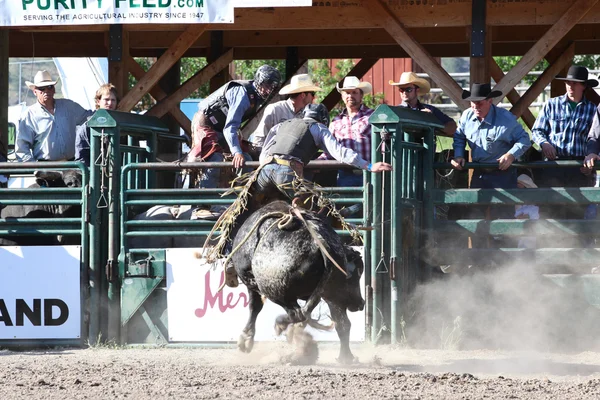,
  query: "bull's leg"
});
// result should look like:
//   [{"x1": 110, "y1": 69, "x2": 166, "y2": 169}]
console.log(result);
[
  {"x1": 326, "y1": 301, "x2": 357, "y2": 364},
  {"x1": 238, "y1": 289, "x2": 263, "y2": 353}
]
